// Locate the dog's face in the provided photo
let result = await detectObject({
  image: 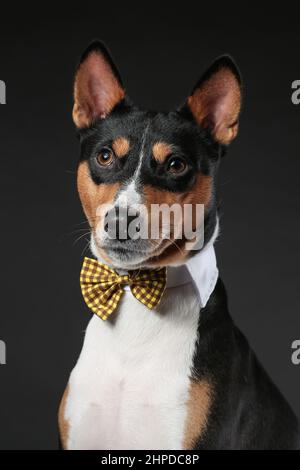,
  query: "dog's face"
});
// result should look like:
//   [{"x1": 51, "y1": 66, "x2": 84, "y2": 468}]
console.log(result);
[{"x1": 74, "y1": 42, "x2": 241, "y2": 270}]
